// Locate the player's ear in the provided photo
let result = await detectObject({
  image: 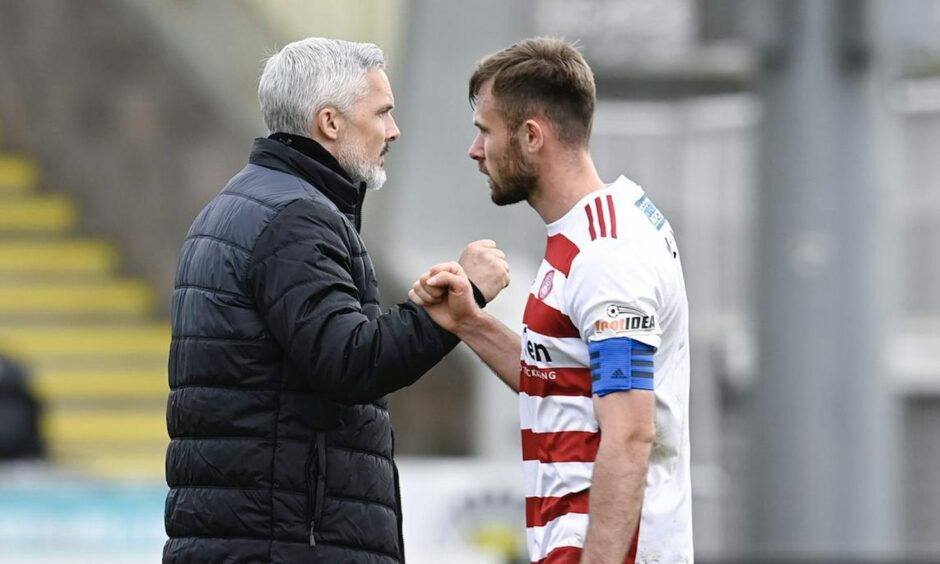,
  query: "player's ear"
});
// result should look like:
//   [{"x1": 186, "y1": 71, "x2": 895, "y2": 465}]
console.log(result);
[{"x1": 521, "y1": 119, "x2": 544, "y2": 153}]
